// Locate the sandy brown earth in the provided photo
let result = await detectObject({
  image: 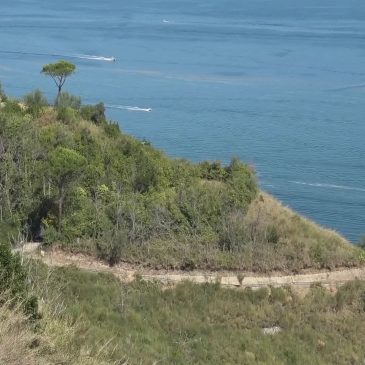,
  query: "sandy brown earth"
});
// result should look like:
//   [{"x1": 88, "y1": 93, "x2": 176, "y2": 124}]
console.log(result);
[{"x1": 29, "y1": 247, "x2": 365, "y2": 294}]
